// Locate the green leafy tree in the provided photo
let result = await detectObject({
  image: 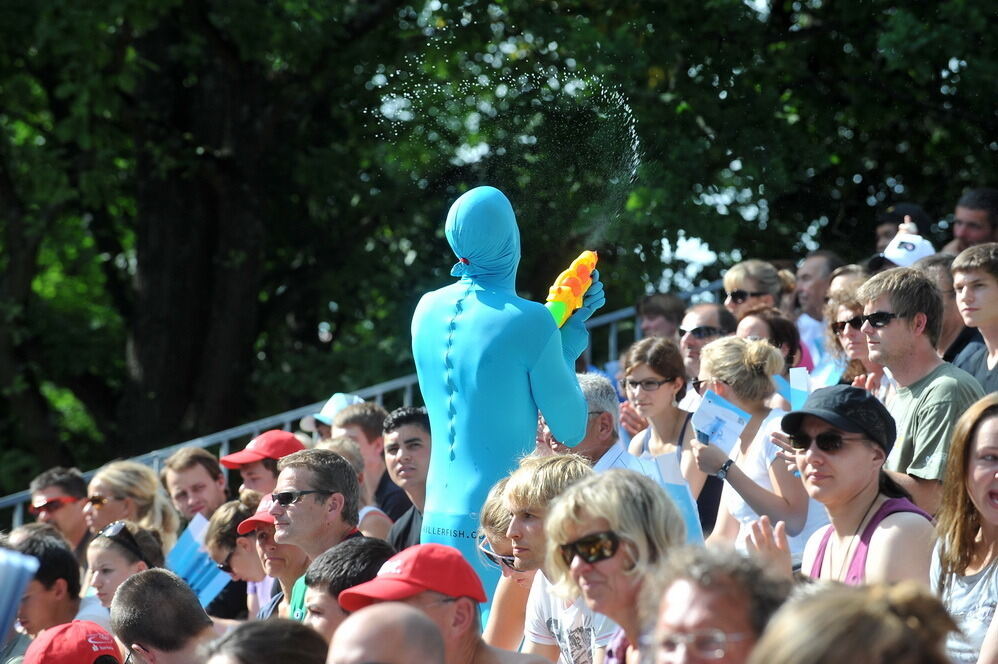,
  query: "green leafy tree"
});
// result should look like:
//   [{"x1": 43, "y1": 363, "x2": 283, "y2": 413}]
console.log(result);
[{"x1": 1, "y1": 0, "x2": 994, "y2": 496}]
